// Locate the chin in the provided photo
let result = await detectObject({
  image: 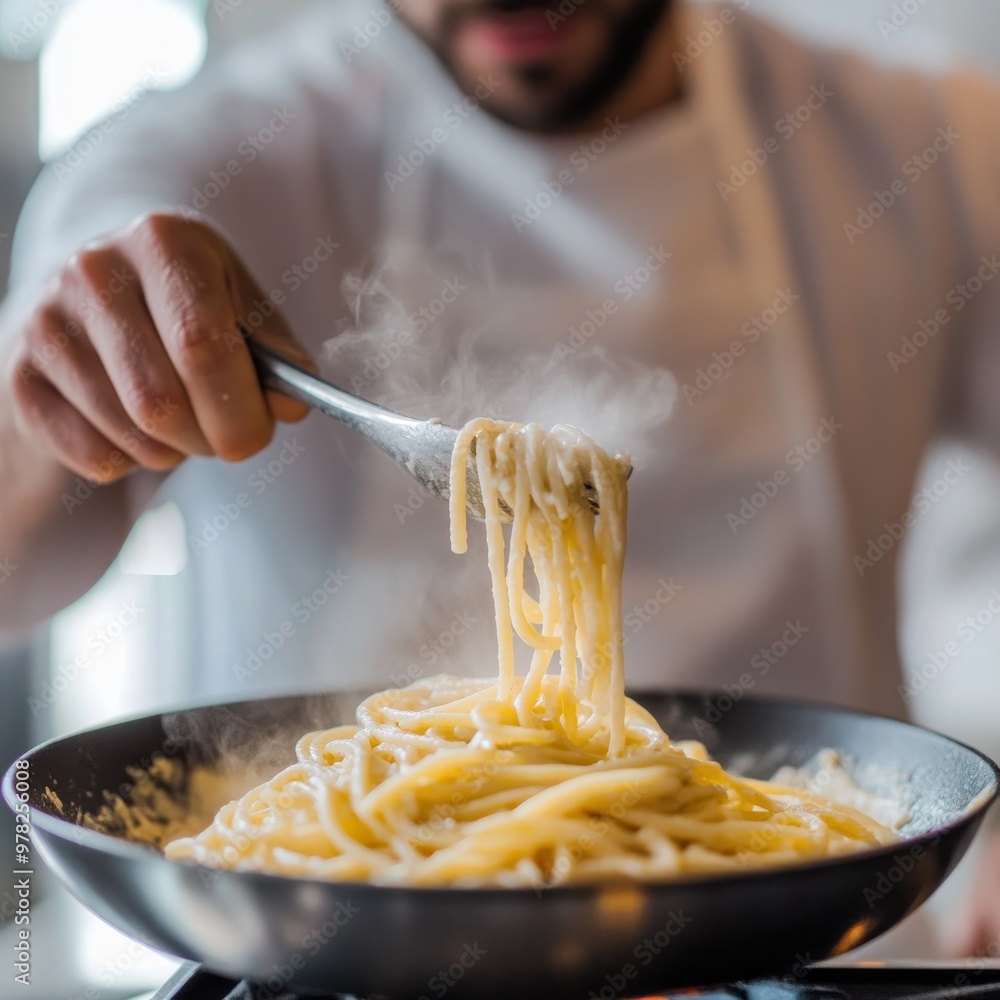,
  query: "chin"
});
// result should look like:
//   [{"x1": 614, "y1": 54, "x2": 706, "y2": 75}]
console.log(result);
[
  {"x1": 478, "y1": 100, "x2": 579, "y2": 133},
  {"x1": 453, "y1": 67, "x2": 600, "y2": 133}
]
